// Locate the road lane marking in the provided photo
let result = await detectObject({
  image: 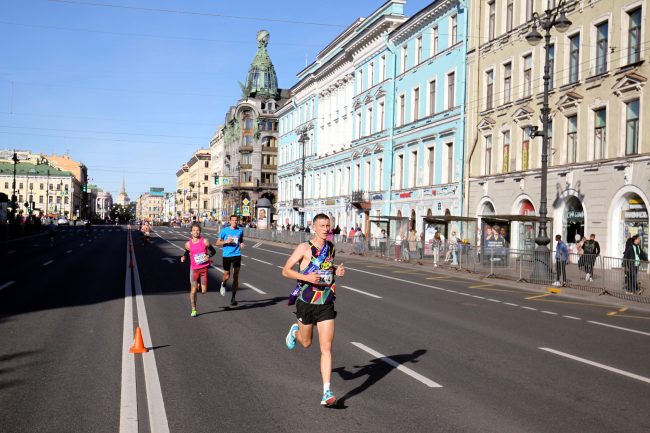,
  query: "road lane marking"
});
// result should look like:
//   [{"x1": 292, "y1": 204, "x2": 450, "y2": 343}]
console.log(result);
[
  {"x1": 66, "y1": 250, "x2": 72, "y2": 254},
  {"x1": 607, "y1": 307, "x2": 628, "y2": 317},
  {"x1": 276, "y1": 265, "x2": 283, "y2": 269},
  {"x1": 243, "y1": 283, "x2": 266, "y2": 294},
  {"x1": 468, "y1": 284, "x2": 494, "y2": 289},
  {"x1": 130, "y1": 232, "x2": 170, "y2": 433},
  {"x1": 587, "y1": 321, "x2": 650, "y2": 337},
  {"x1": 504, "y1": 302, "x2": 519, "y2": 307},
  {"x1": 0, "y1": 281, "x2": 15, "y2": 291},
  {"x1": 562, "y1": 315, "x2": 581, "y2": 320},
  {"x1": 521, "y1": 306, "x2": 537, "y2": 311},
  {"x1": 43, "y1": 260, "x2": 53, "y2": 266},
  {"x1": 120, "y1": 233, "x2": 137, "y2": 433},
  {"x1": 539, "y1": 347, "x2": 650, "y2": 384},
  {"x1": 251, "y1": 257, "x2": 273, "y2": 265},
  {"x1": 526, "y1": 293, "x2": 552, "y2": 300},
  {"x1": 541, "y1": 311, "x2": 558, "y2": 315},
  {"x1": 340, "y1": 285, "x2": 382, "y2": 299},
  {"x1": 351, "y1": 342, "x2": 442, "y2": 388},
  {"x1": 80, "y1": 243, "x2": 84, "y2": 246},
  {"x1": 7, "y1": 250, "x2": 15, "y2": 254},
  {"x1": 210, "y1": 265, "x2": 225, "y2": 274},
  {"x1": 472, "y1": 295, "x2": 485, "y2": 299}
]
